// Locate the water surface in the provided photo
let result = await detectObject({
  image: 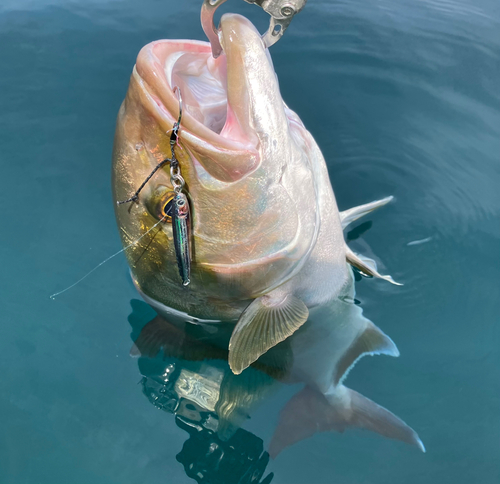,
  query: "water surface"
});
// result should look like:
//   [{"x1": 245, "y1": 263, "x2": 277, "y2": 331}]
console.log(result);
[{"x1": 0, "y1": 0, "x2": 499, "y2": 483}]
